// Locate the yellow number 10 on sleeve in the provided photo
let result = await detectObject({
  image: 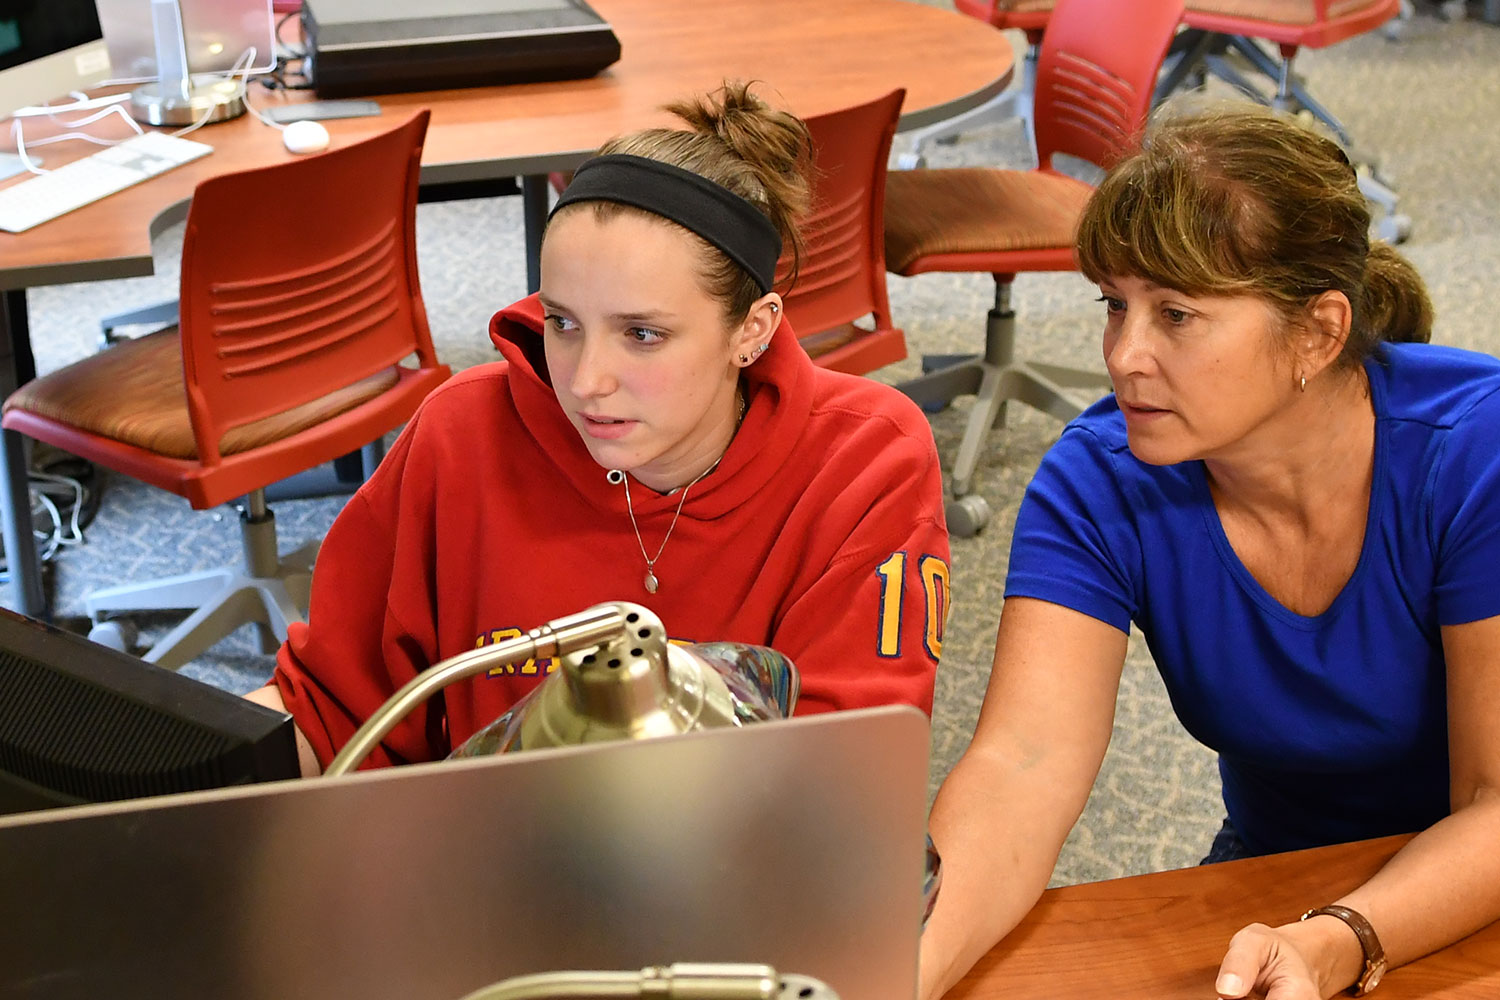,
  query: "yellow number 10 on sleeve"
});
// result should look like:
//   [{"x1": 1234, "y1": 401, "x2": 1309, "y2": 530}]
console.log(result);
[{"x1": 875, "y1": 552, "x2": 950, "y2": 660}]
